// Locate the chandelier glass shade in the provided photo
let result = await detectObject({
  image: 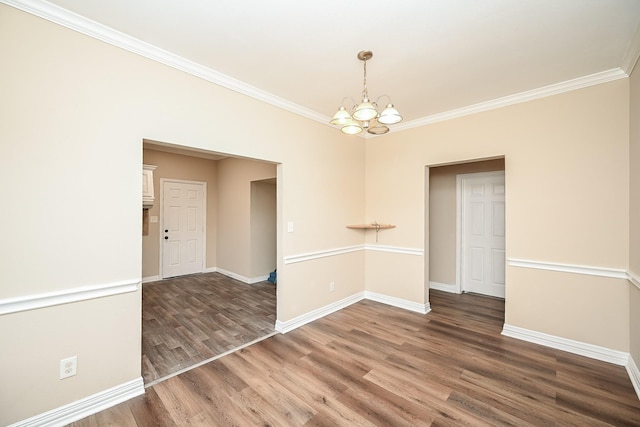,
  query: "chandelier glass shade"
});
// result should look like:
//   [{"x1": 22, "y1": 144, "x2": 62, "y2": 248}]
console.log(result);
[{"x1": 330, "y1": 51, "x2": 403, "y2": 135}]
